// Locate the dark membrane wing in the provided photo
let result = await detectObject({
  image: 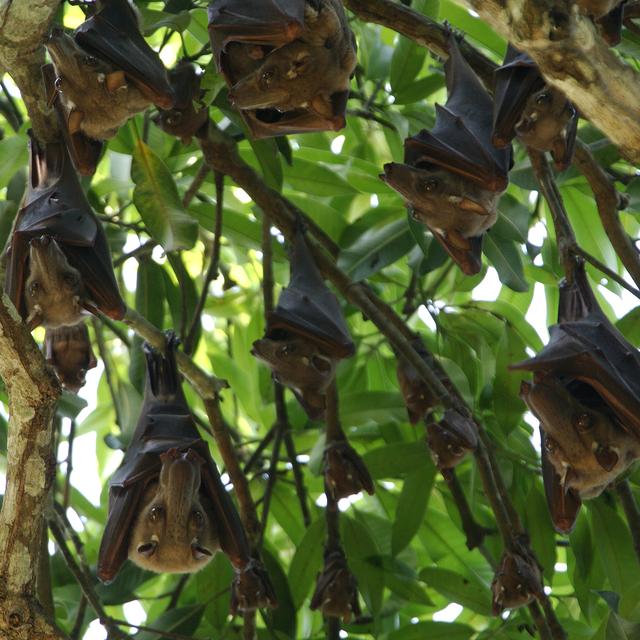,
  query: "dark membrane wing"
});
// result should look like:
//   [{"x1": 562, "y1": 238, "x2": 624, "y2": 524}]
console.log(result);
[
  {"x1": 551, "y1": 106, "x2": 578, "y2": 171},
  {"x1": 492, "y1": 44, "x2": 545, "y2": 148},
  {"x1": 208, "y1": 0, "x2": 305, "y2": 64},
  {"x1": 429, "y1": 226, "x2": 483, "y2": 276},
  {"x1": 269, "y1": 229, "x2": 354, "y2": 357},
  {"x1": 540, "y1": 427, "x2": 582, "y2": 534},
  {"x1": 74, "y1": 0, "x2": 174, "y2": 109}
]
